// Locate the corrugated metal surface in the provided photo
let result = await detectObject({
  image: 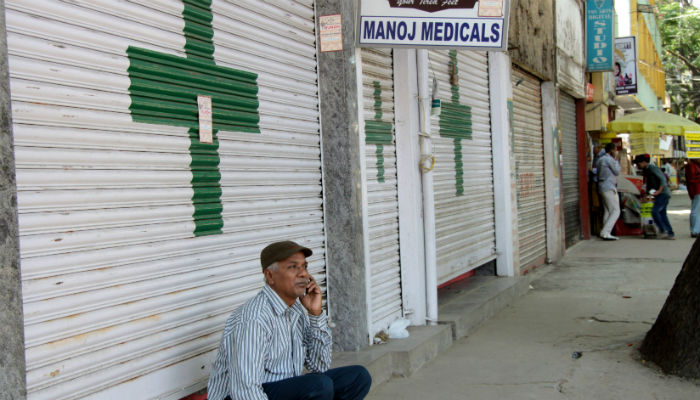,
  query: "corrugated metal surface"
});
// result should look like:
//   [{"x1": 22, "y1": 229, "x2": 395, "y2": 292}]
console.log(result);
[
  {"x1": 361, "y1": 47, "x2": 403, "y2": 337},
  {"x1": 560, "y1": 91, "x2": 581, "y2": 248},
  {"x1": 429, "y1": 50, "x2": 496, "y2": 284},
  {"x1": 6, "y1": 0, "x2": 325, "y2": 399},
  {"x1": 511, "y1": 68, "x2": 547, "y2": 271}
]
